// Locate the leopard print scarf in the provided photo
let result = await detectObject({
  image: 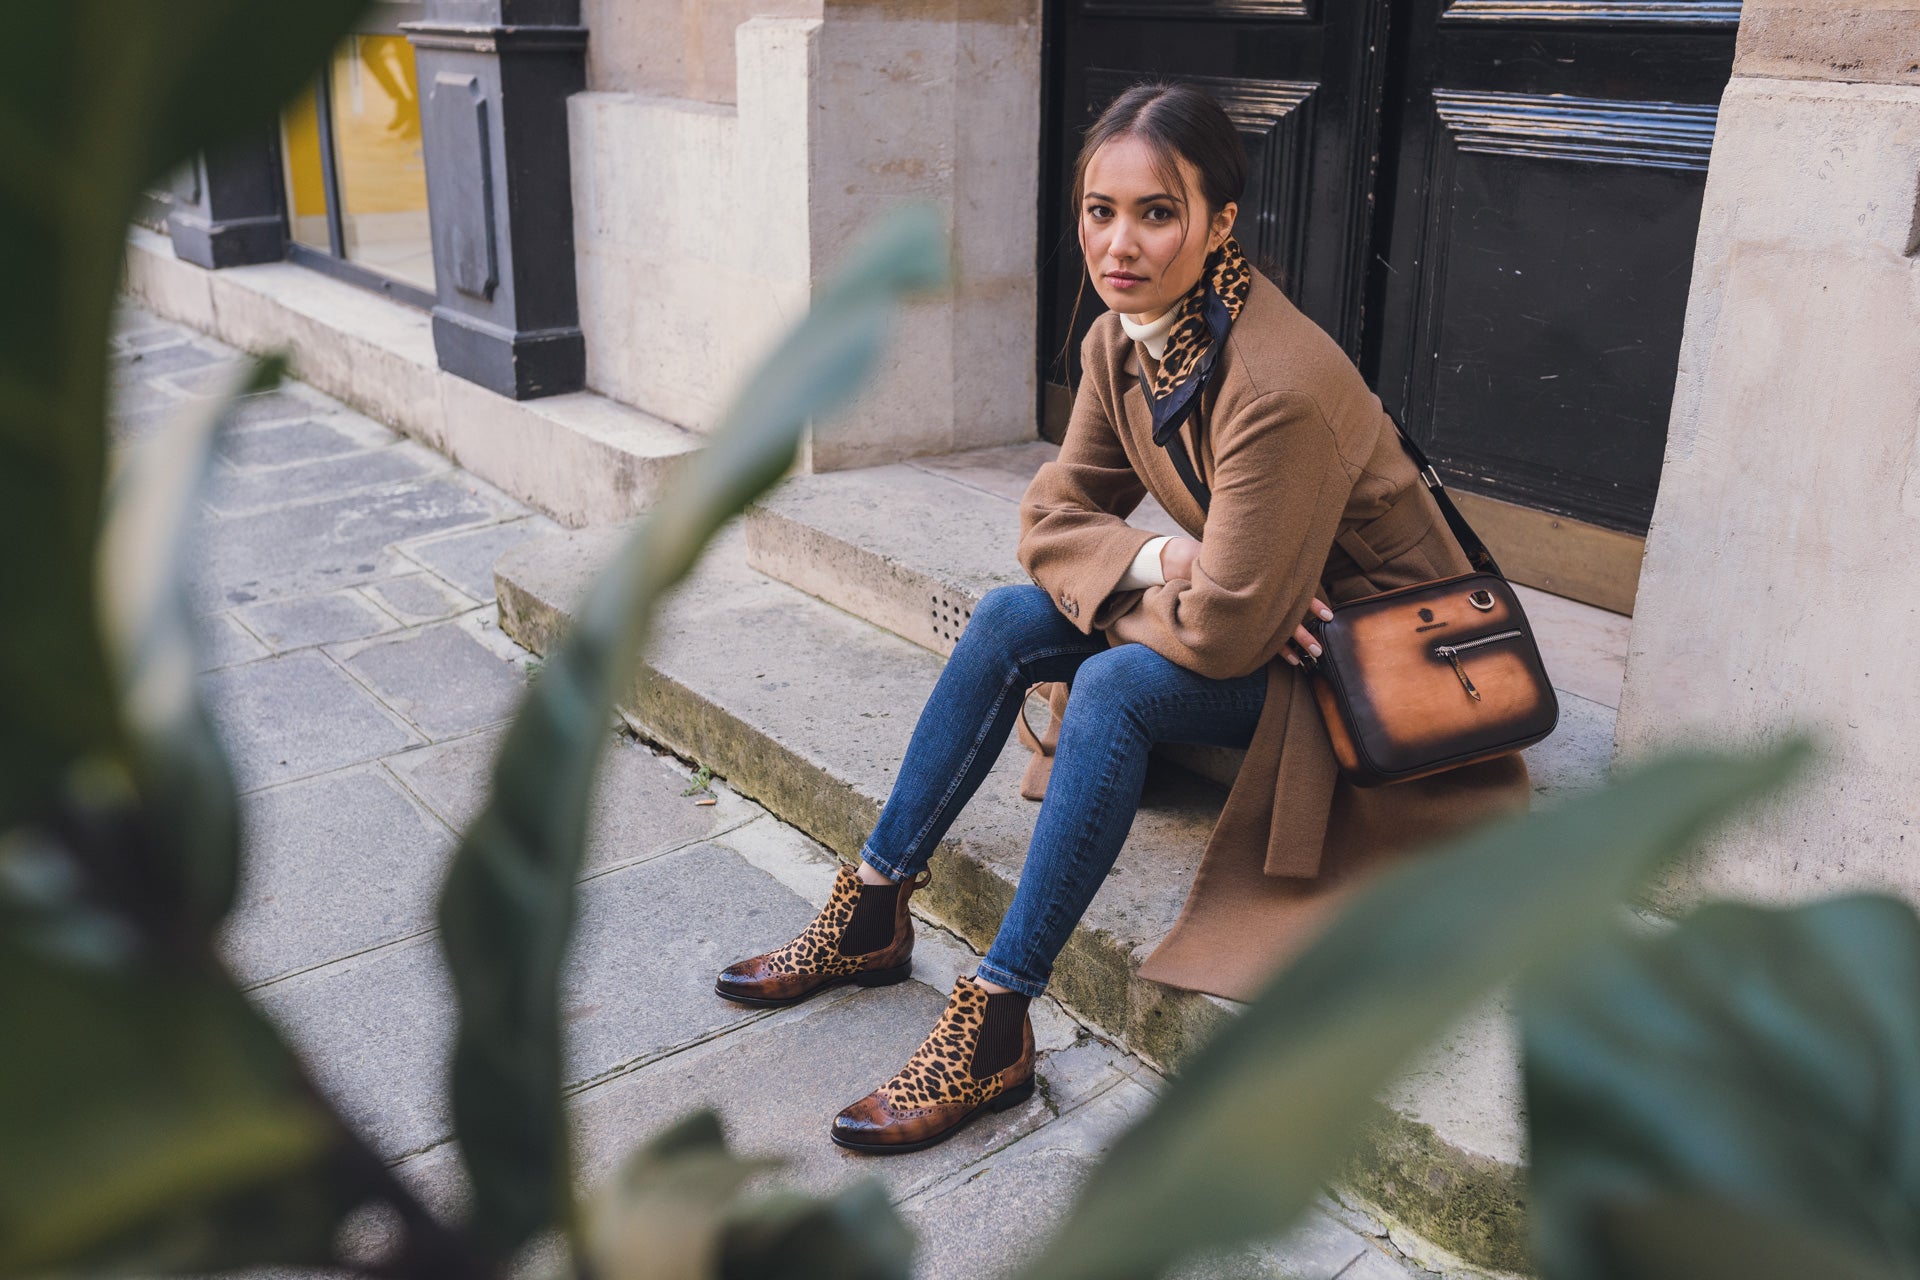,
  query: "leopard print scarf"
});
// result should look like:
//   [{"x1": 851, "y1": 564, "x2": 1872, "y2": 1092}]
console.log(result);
[{"x1": 1141, "y1": 236, "x2": 1253, "y2": 448}]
